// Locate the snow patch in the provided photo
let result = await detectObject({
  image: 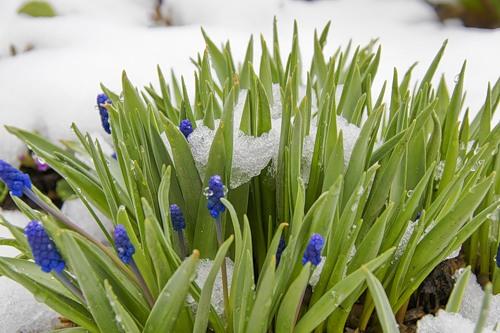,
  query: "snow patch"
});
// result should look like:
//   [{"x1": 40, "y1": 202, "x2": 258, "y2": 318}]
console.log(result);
[
  {"x1": 417, "y1": 309, "x2": 496, "y2": 333},
  {"x1": 457, "y1": 270, "x2": 500, "y2": 329},
  {"x1": 0, "y1": 277, "x2": 59, "y2": 333},
  {"x1": 309, "y1": 256, "x2": 326, "y2": 289},
  {"x1": 189, "y1": 258, "x2": 234, "y2": 316},
  {"x1": 188, "y1": 85, "x2": 360, "y2": 188},
  {"x1": 61, "y1": 198, "x2": 114, "y2": 244}
]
